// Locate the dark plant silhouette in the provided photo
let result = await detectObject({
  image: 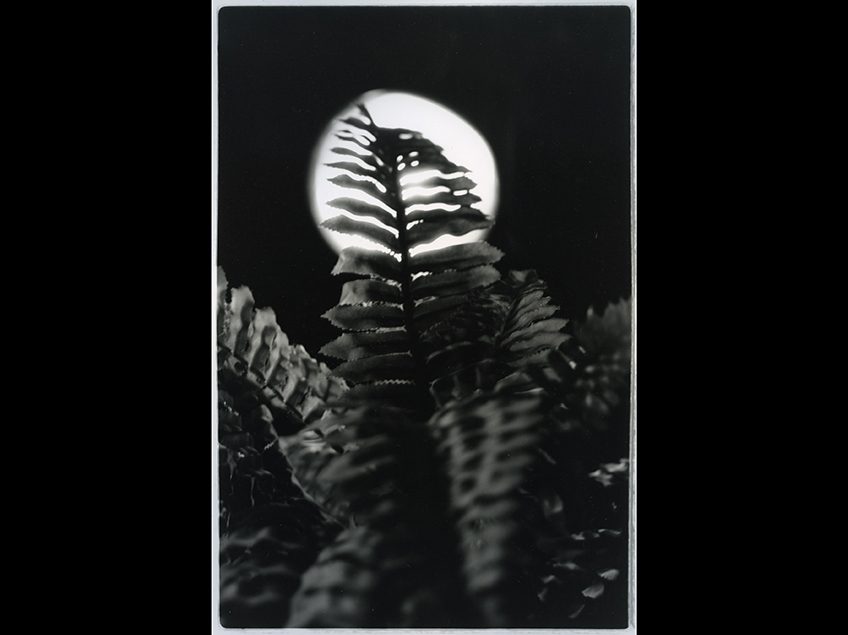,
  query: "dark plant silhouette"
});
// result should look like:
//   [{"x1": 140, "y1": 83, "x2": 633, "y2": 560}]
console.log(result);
[
  {"x1": 317, "y1": 103, "x2": 502, "y2": 410},
  {"x1": 217, "y1": 105, "x2": 632, "y2": 628}
]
